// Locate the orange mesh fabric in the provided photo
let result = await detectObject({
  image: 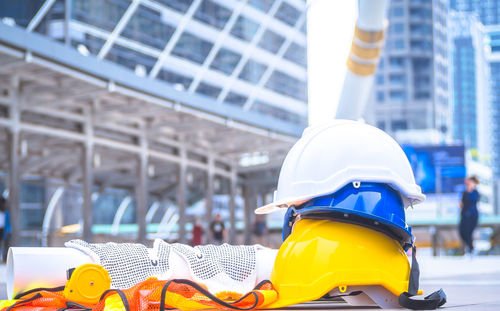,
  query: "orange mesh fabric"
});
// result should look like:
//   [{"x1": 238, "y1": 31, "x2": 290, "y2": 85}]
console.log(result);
[{"x1": 3, "y1": 278, "x2": 277, "y2": 311}]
